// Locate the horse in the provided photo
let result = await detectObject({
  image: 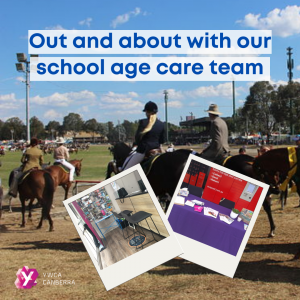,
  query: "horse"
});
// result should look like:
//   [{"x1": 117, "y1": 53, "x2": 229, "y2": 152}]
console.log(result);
[
  {"x1": 106, "y1": 143, "x2": 132, "y2": 178},
  {"x1": 68, "y1": 147, "x2": 78, "y2": 154},
  {"x1": 0, "y1": 186, "x2": 3, "y2": 219},
  {"x1": 223, "y1": 154, "x2": 280, "y2": 238},
  {"x1": 18, "y1": 170, "x2": 55, "y2": 231},
  {"x1": 45, "y1": 159, "x2": 83, "y2": 200},
  {"x1": 106, "y1": 143, "x2": 281, "y2": 238},
  {"x1": 7, "y1": 162, "x2": 51, "y2": 213},
  {"x1": 253, "y1": 147, "x2": 300, "y2": 259},
  {"x1": 105, "y1": 142, "x2": 201, "y2": 209}
]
